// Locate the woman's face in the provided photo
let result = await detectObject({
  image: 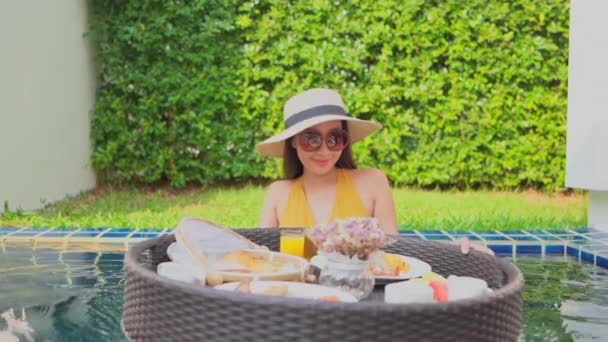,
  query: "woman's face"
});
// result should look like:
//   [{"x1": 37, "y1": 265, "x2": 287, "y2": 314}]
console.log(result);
[{"x1": 292, "y1": 120, "x2": 348, "y2": 176}]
